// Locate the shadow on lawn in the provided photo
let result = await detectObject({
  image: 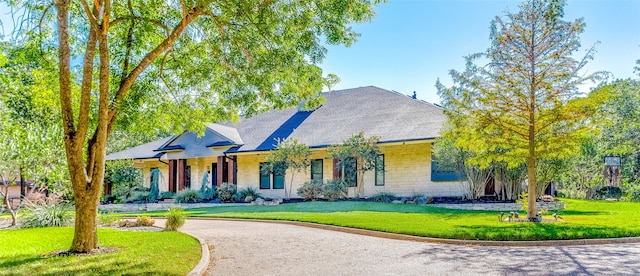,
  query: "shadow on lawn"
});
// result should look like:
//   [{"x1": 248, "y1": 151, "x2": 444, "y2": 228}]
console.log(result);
[{"x1": 0, "y1": 252, "x2": 180, "y2": 276}]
